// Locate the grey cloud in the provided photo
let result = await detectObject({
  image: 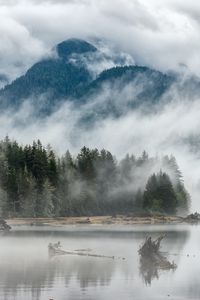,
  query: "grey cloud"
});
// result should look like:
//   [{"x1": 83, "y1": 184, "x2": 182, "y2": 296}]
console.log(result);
[
  {"x1": 101, "y1": 0, "x2": 159, "y2": 30},
  {"x1": 1, "y1": 0, "x2": 200, "y2": 80}
]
